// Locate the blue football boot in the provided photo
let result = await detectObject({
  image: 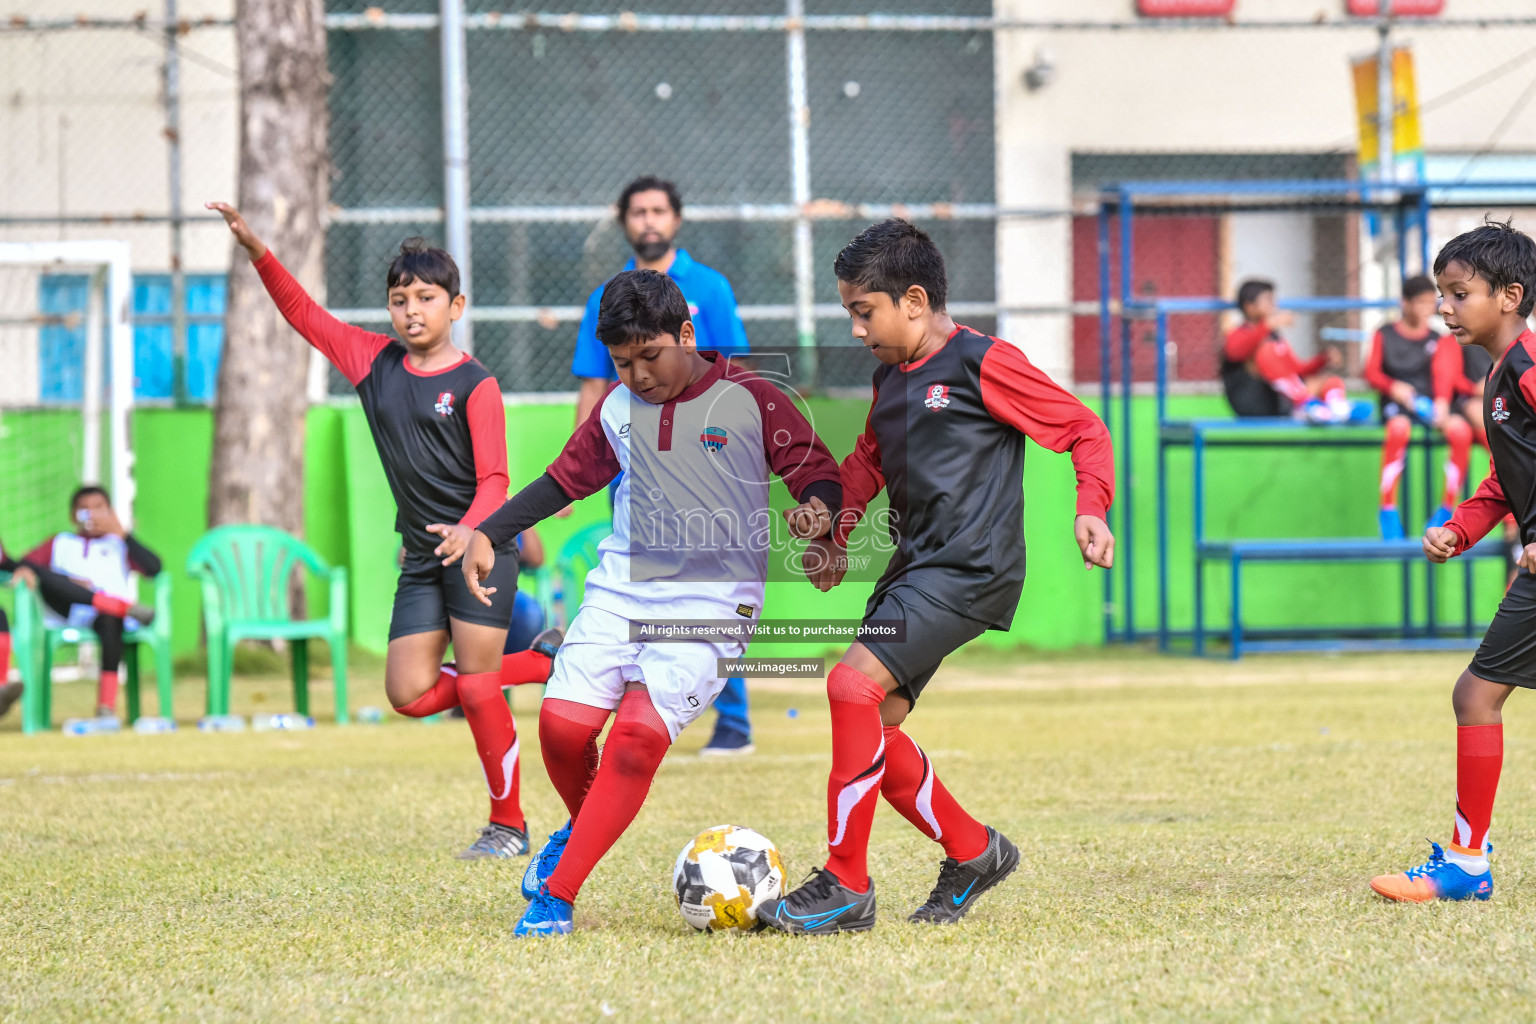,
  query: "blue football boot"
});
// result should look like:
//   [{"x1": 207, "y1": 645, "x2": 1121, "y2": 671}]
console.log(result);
[
  {"x1": 521, "y1": 819, "x2": 572, "y2": 900},
  {"x1": 514, "y1": 885, "x2": 574, "y2": 937},
  {"x1": 1370, "y1": 841, "x2": 1492, "y2": 903}
]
